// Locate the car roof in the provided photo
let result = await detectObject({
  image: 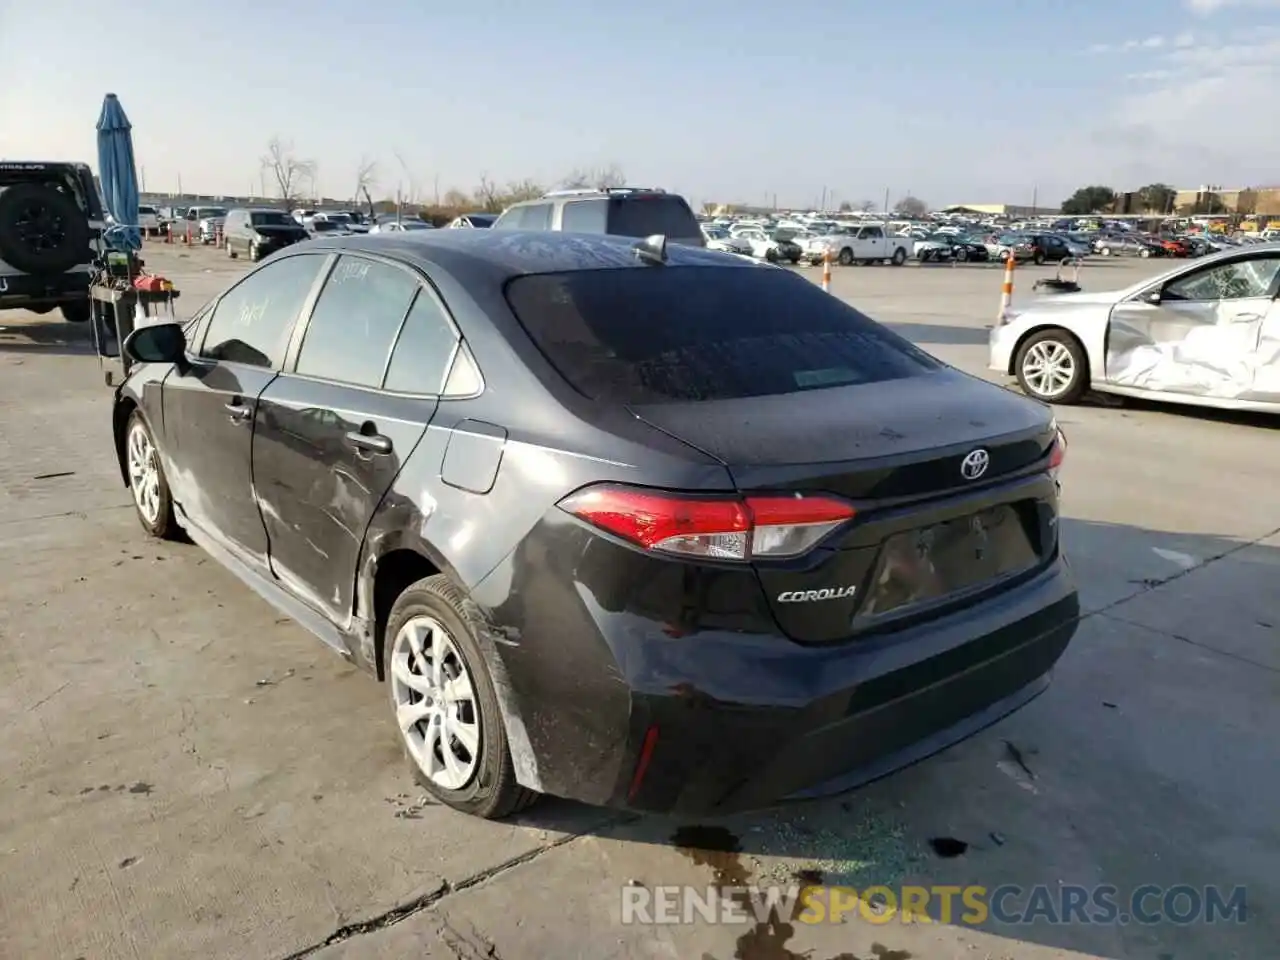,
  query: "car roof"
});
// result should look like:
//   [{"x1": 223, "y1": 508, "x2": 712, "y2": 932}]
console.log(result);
[{"x1": 300, "y1": 229, "x2": 755, "y2": 281}]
